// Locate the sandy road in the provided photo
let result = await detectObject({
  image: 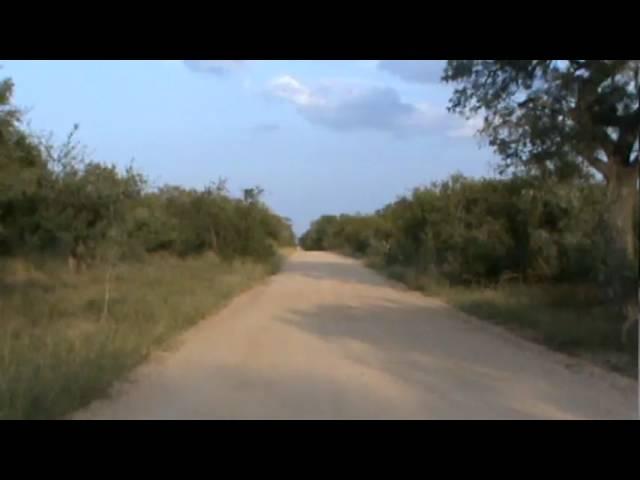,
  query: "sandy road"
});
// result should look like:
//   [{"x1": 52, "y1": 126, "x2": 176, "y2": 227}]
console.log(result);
[{"x1": 73, "y1": 251, "x2": 637, "y2": 419}]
